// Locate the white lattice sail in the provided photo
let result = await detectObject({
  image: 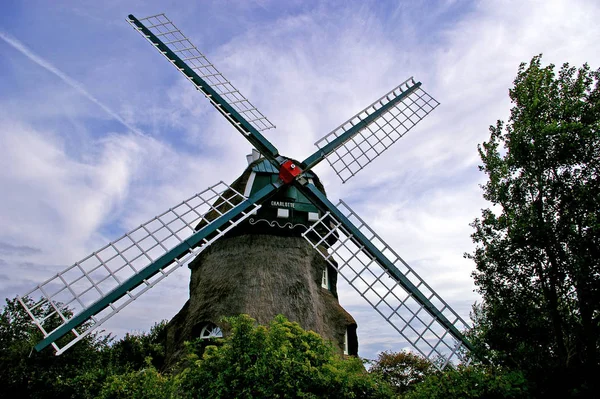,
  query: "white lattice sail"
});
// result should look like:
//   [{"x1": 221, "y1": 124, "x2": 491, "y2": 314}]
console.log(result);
[
  {"x1": 315, "y1": 78, "x2": 439, "y2": 183},
  {"x1": 128, "y1": 13, "x2": 275, "y2": 133},
  {"x1": 303, "y1": 200, "x2": 470, "y2": 369},
  {"x1": 19, "y1": 181, "x2": 260, "y2": 355}
]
